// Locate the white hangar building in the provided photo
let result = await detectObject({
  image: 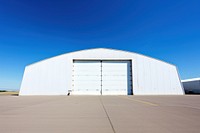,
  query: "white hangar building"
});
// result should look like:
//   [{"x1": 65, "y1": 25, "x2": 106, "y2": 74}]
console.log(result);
[{"x1": 19, "y1": 48, "x2": 184, "y2": 95}]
